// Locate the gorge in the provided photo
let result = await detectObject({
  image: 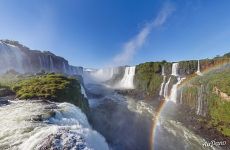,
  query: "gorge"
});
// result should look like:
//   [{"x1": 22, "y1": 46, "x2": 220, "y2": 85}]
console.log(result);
[{"x1": 0, "y1": 40, "x2": 230, "y2": 150}]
